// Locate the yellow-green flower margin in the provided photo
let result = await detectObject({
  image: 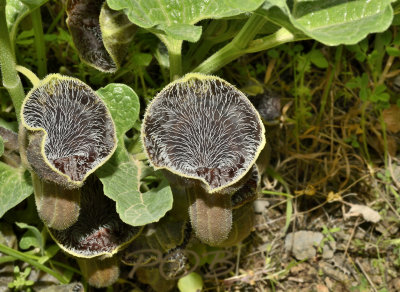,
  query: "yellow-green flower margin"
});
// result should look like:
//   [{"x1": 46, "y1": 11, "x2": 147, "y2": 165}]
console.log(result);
[
  {"x1": 141, "y1": 73, "x2": 266, "y2": 194},
  {"x1": 20, "y1": 74, "x2": 118, "y2": 188},
  {"x1": 47, "y1": 225, "x2": 144, "y2": 259}
]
